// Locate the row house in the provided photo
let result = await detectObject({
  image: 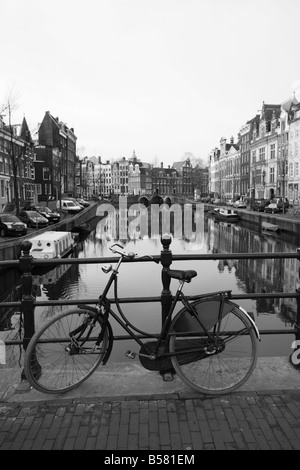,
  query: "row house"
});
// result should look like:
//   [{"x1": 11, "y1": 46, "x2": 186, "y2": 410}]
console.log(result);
[
  {"x1": 209, "y1": 139, "x2": 239, "y2": 200},
  {"x1": 209, "y1": 95, "x2": 300, "y2": 204},
  {"x1": 111, "y1": 157, "x2": 129, "y2": 195},
  {"x1": 128, "y1": 160, "x2": 152, "y2": 195},
  {"x1": 152, "y1": 163, "x2": 181, "y2": 196},
  {"x1": 172, "y1": 159, "x2": 193, "y2": 197},
  {"x1": 286, "y1": 100, "x2": 300, "y2": 202},
  {"x1": 250, "y1": 102, "x2": 281, "y2": 200},
  {"x1": 0, "y1": 115, "x2": 35, "y2": 212},
  {"x1": 36, "y1": 111, "x2": 77, "y2": 202}
]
